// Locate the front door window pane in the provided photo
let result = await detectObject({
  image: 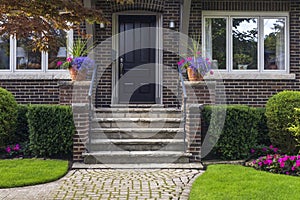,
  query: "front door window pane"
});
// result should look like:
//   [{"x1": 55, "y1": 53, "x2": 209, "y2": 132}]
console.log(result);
[
  {"x1": 0, "y1": 36, "x2": 10, "y2": 70},
  {"x1": 264, "y1": 18, "x2": 285, "y2": 70},
  {"x1": 232, "y1": 18, "x2": 258, "y2": 70},
  {"x1": 205, "y1": 18, "x2": 227, "y2": 70},
  {"x1": 17, "y1": 38, "x2": 41, "y2": 70}
]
